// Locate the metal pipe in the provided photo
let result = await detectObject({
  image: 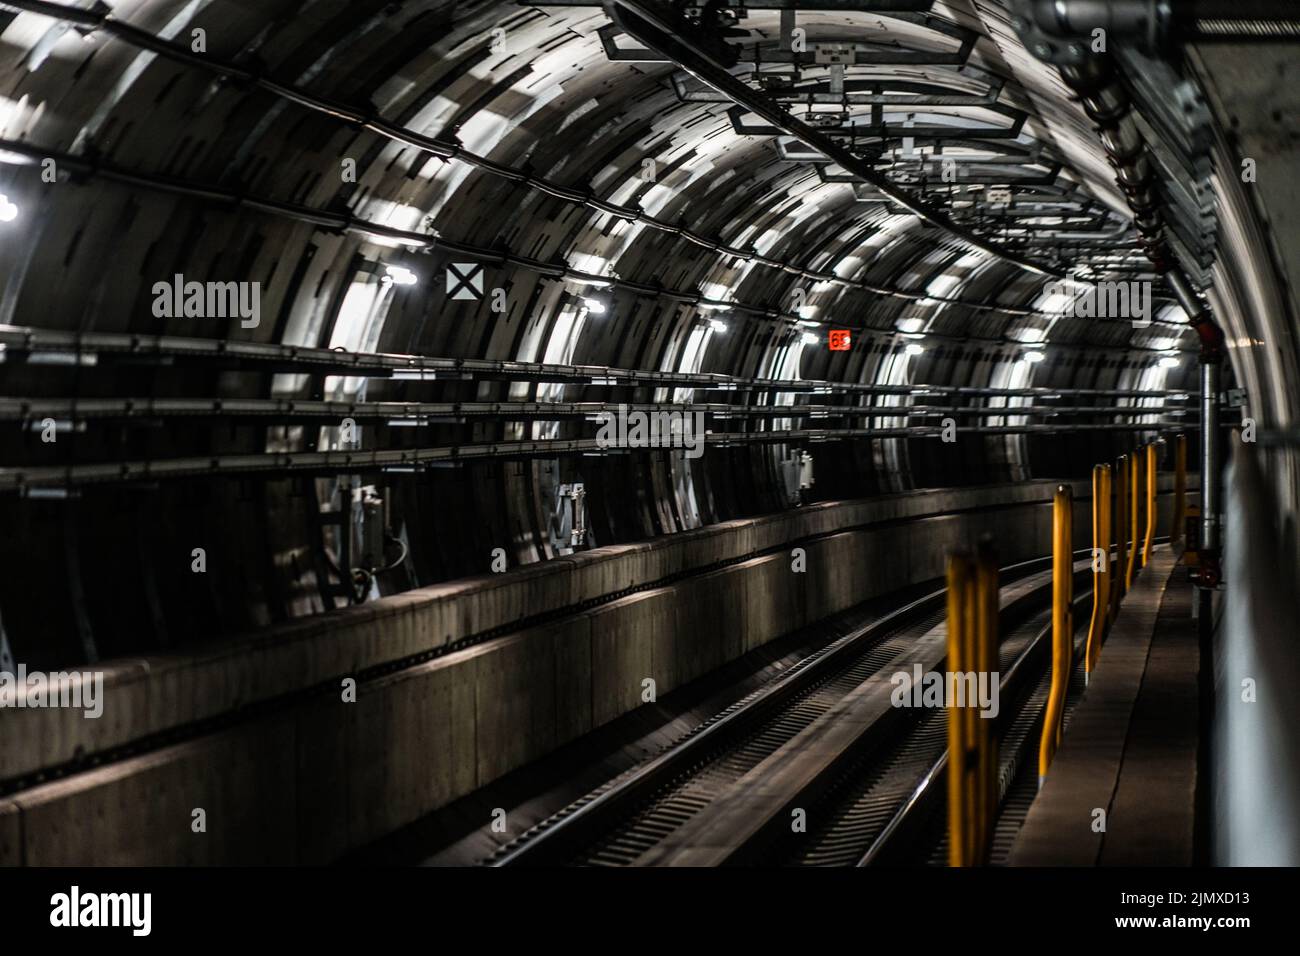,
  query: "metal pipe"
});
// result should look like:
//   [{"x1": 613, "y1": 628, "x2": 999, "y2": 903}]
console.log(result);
[
  {"x1": 0, "y1": 323, "x2": 1204, "y2": 397},
  {"x1": 1174, "y1": 433, "x2": 1188, "y2": 549},
  {"x1": 1167, "y1": 269, "x2": 1225, "y2": 589},
  {"x1": 0, "y1": 423, "x2": 1204, "y2": 493},
  {"x1": 1201, "y1": 361, "x2": 1222, "y2": 577},
  {"x1": 1031, "y1": 0, "x2": 1170, "y2": 40},
  {"x1": 1028, "y1": 0, "x2": 1297, "y2": 42}
]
